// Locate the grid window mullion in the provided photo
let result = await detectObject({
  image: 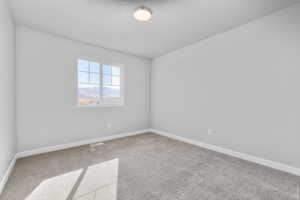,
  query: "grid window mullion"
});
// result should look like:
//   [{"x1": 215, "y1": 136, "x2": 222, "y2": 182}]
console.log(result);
[
  {"x1": 100, "y1": 64, "x2": 103, "y2": 103},
  {"x1": 88, "y1": 61, "x2": 91, "y2": 83},
  {"x1": 78, "y1": 60, "x2": 122, "y2": 106}
]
